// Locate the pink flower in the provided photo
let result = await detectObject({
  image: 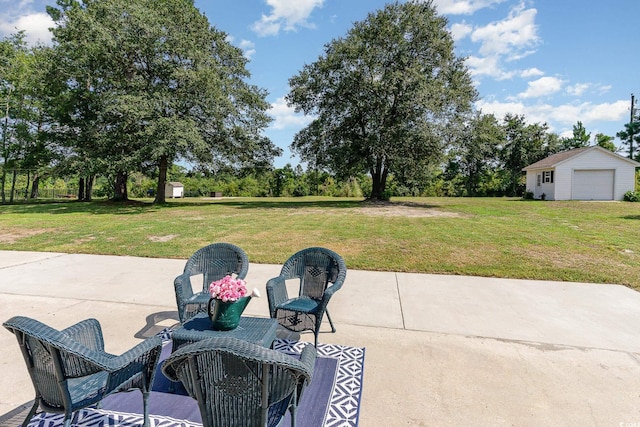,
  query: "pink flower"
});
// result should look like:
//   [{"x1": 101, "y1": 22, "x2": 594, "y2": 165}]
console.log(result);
[{"x1": 209, "y1": 275, "x2": 248, "y2": 302}]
